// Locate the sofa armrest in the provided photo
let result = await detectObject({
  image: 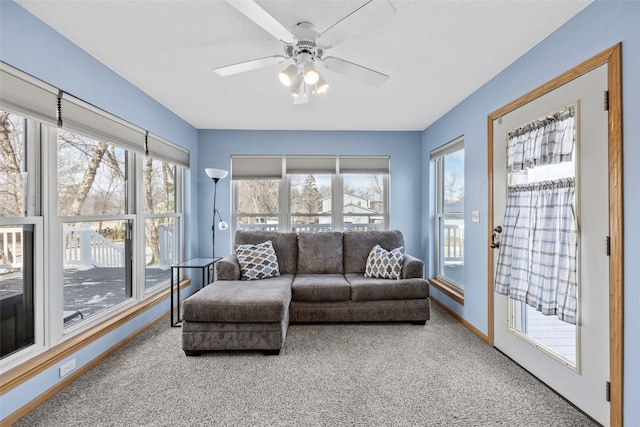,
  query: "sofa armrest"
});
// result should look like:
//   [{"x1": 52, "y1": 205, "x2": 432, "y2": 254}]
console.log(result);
[
  {"x1": 402, "y1": 254, "x2": 424, "y2": 279},
  {"x1": 215, "y1": 255, "x2": 241, "y2": 281}
]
